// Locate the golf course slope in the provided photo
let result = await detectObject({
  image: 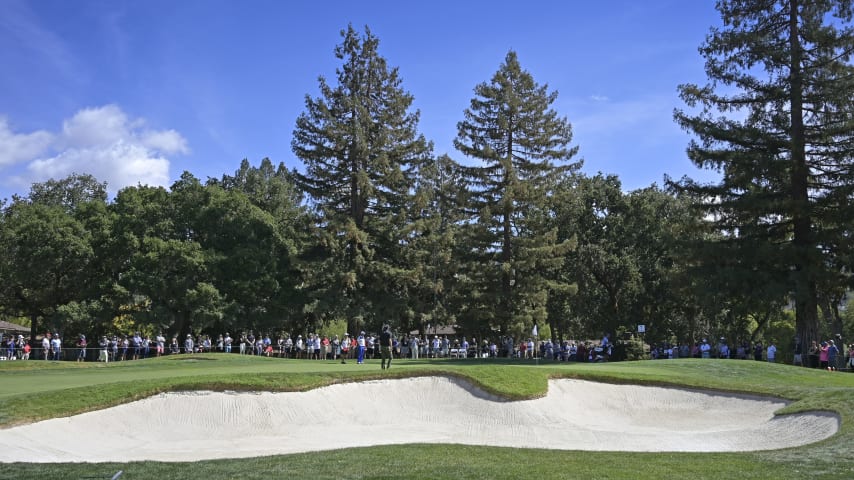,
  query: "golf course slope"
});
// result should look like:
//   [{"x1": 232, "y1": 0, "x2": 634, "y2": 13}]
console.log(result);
[{"x1": 0, "y1": 376, "x2": 838, "y2": 462}]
